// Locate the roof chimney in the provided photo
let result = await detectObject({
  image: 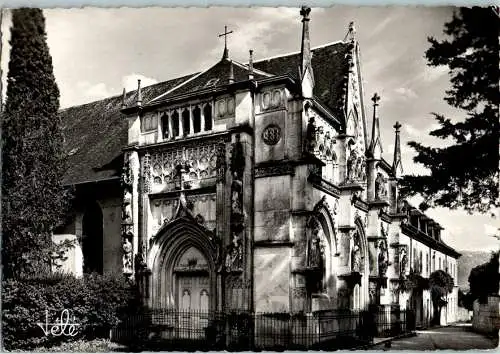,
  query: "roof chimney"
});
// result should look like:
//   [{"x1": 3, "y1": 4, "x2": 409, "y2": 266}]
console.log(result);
[
  {"x1": 136, "y1": 79, "x2": 142, "y2": 107},
  {"x1": 121, "y1": 88, "x2": 127, "y2": 109},
  {"x1": 300, "y1": 6, "x2": 314, "y2": 99},
  {"x1": 248, "y1": 49, "x2": 254, "y2": 80}
]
